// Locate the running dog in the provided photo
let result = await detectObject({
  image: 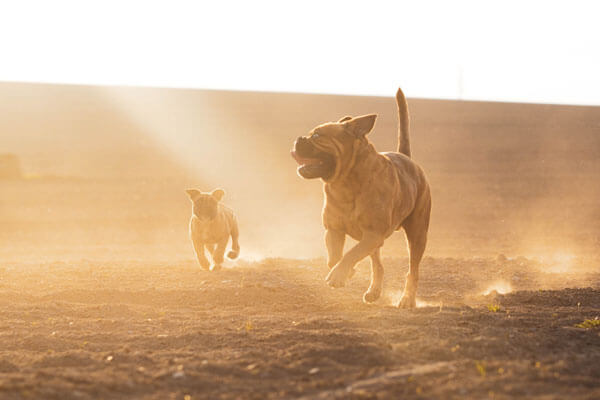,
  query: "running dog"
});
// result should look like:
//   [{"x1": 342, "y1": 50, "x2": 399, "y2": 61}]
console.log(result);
[
  {"x1": 290, "y1": 88, "x2": 431, "y2": 308},
  {"x1": 186, "y1": 189, "x2": 240, "y2": 271}
]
